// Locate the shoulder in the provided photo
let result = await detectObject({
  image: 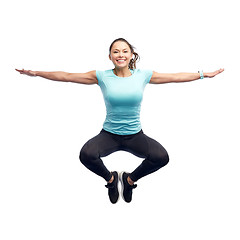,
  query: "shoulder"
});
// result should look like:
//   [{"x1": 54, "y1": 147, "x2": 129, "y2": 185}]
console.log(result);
[
  {"x1": 96, "y1": 69, "x2": 113, "y2": 78},
  {"x1": 96, "y1": 69, "x2": 114, "y2": 86},
  {"x1": 133, "y1": 69, "x2": 153, "y2": 83},
  {"x1": 134, "y1": 69, "x2": 153, "y2": 76}
]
